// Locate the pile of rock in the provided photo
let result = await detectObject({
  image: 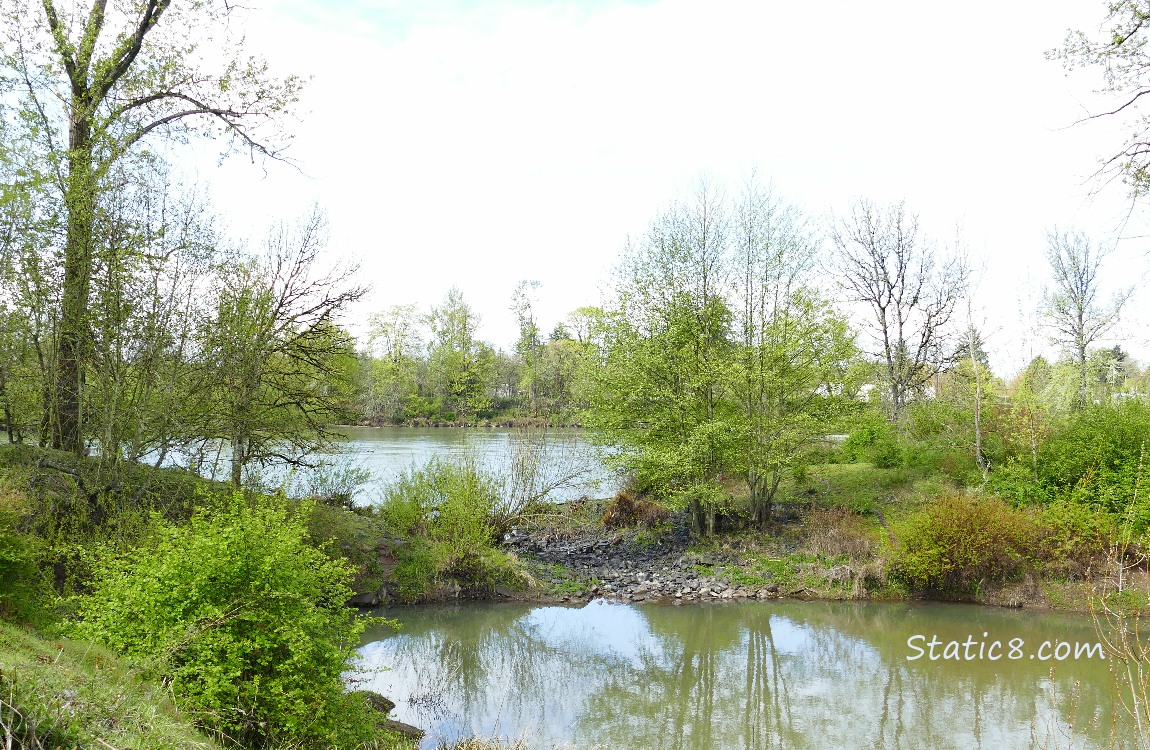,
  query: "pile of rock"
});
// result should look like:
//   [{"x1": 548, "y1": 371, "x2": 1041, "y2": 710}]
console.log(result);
[{"x1": 505, "y1": 524, "x2": 801, "y2": 604}]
